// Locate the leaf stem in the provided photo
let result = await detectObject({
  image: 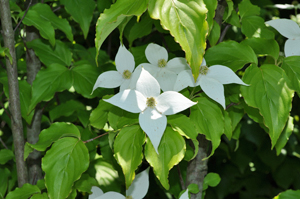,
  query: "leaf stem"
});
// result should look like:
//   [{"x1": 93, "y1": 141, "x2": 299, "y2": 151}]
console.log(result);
[{"x1": 83, "y1": 132, "x2": 109, "y2": 143}]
